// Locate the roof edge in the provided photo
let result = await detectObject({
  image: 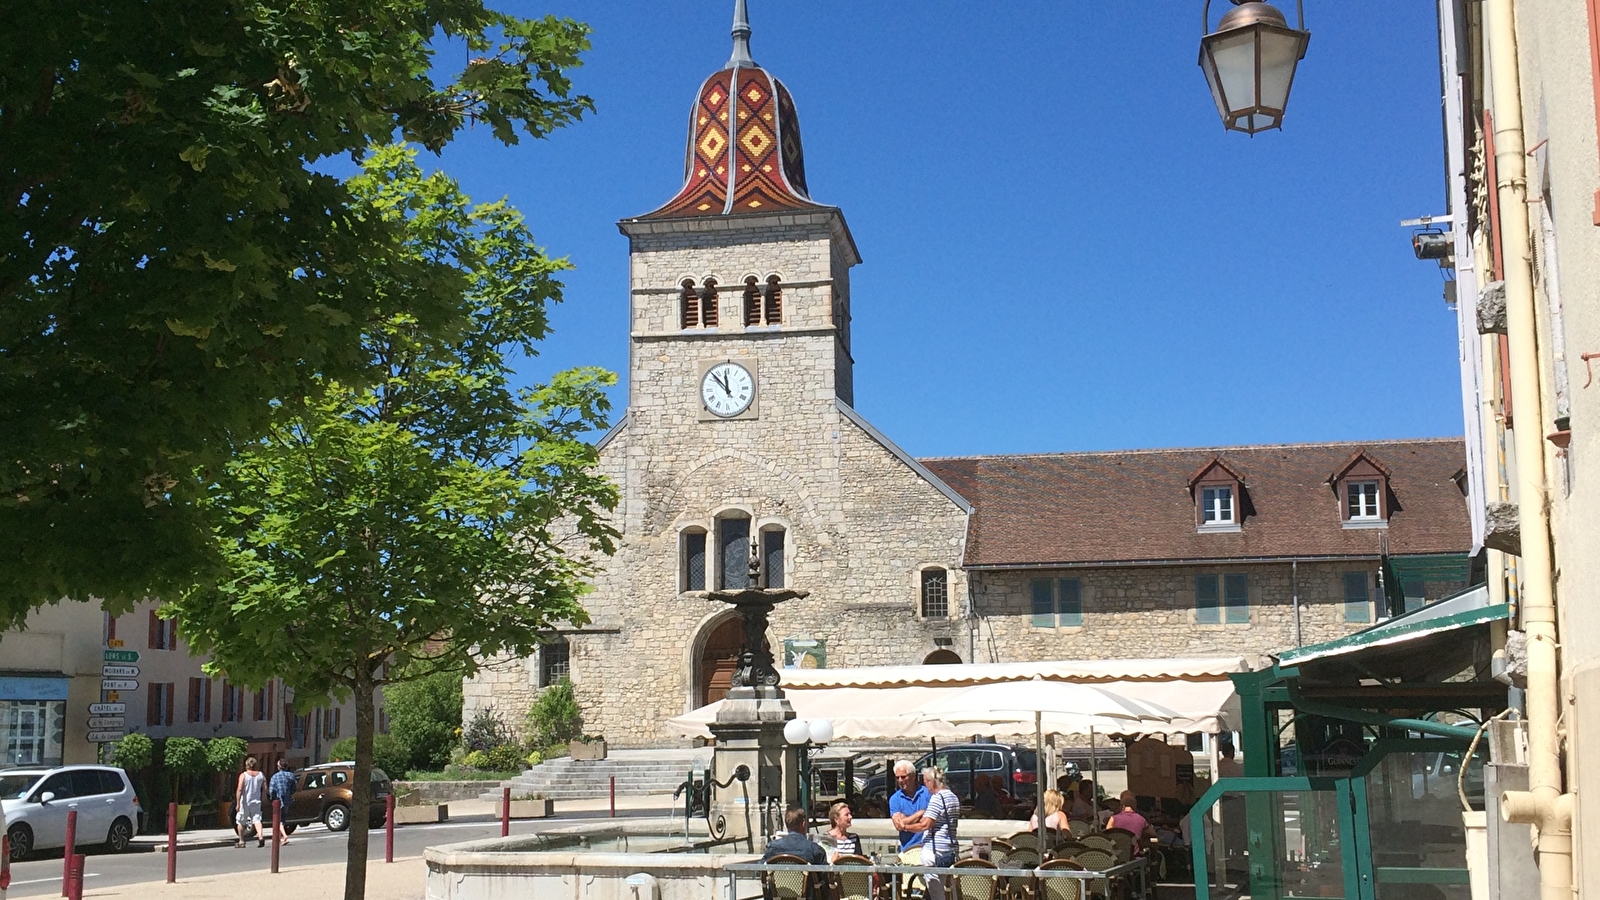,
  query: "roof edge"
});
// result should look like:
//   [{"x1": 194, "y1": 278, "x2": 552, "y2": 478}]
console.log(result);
[
  {"x1": 595, "y1": 411, "x2": 629, "y2": 453},
  {"x1": 917, "y1": 436, "x2": 1466, "y2": 464}
]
